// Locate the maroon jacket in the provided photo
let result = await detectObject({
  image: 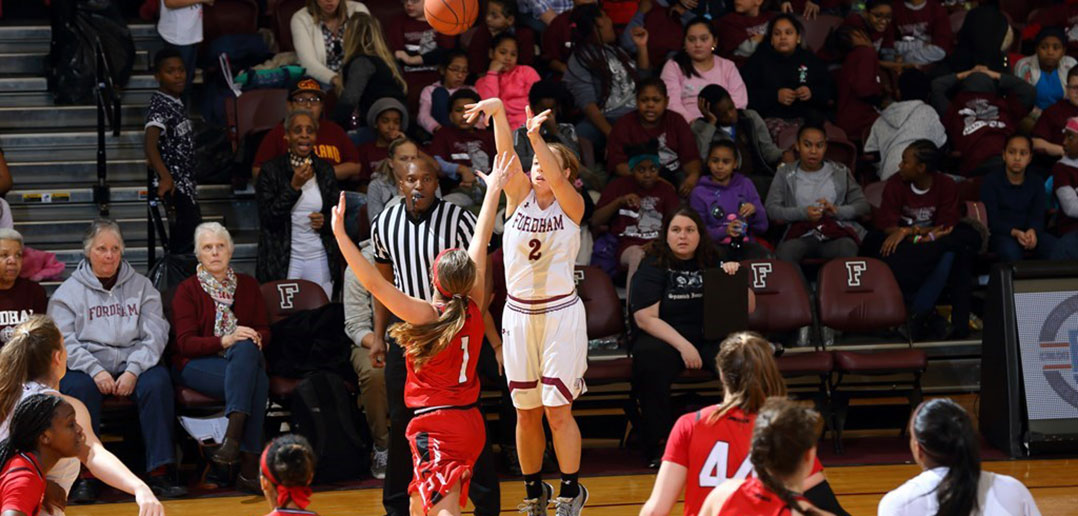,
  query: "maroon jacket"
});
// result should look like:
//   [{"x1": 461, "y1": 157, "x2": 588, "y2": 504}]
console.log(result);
[
  {"x1": 836, "y1": 46, "x2": 883, "y2": 141},
  {"x1": 170, "y1": 273, "x2": 271, "y2": 371}
]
